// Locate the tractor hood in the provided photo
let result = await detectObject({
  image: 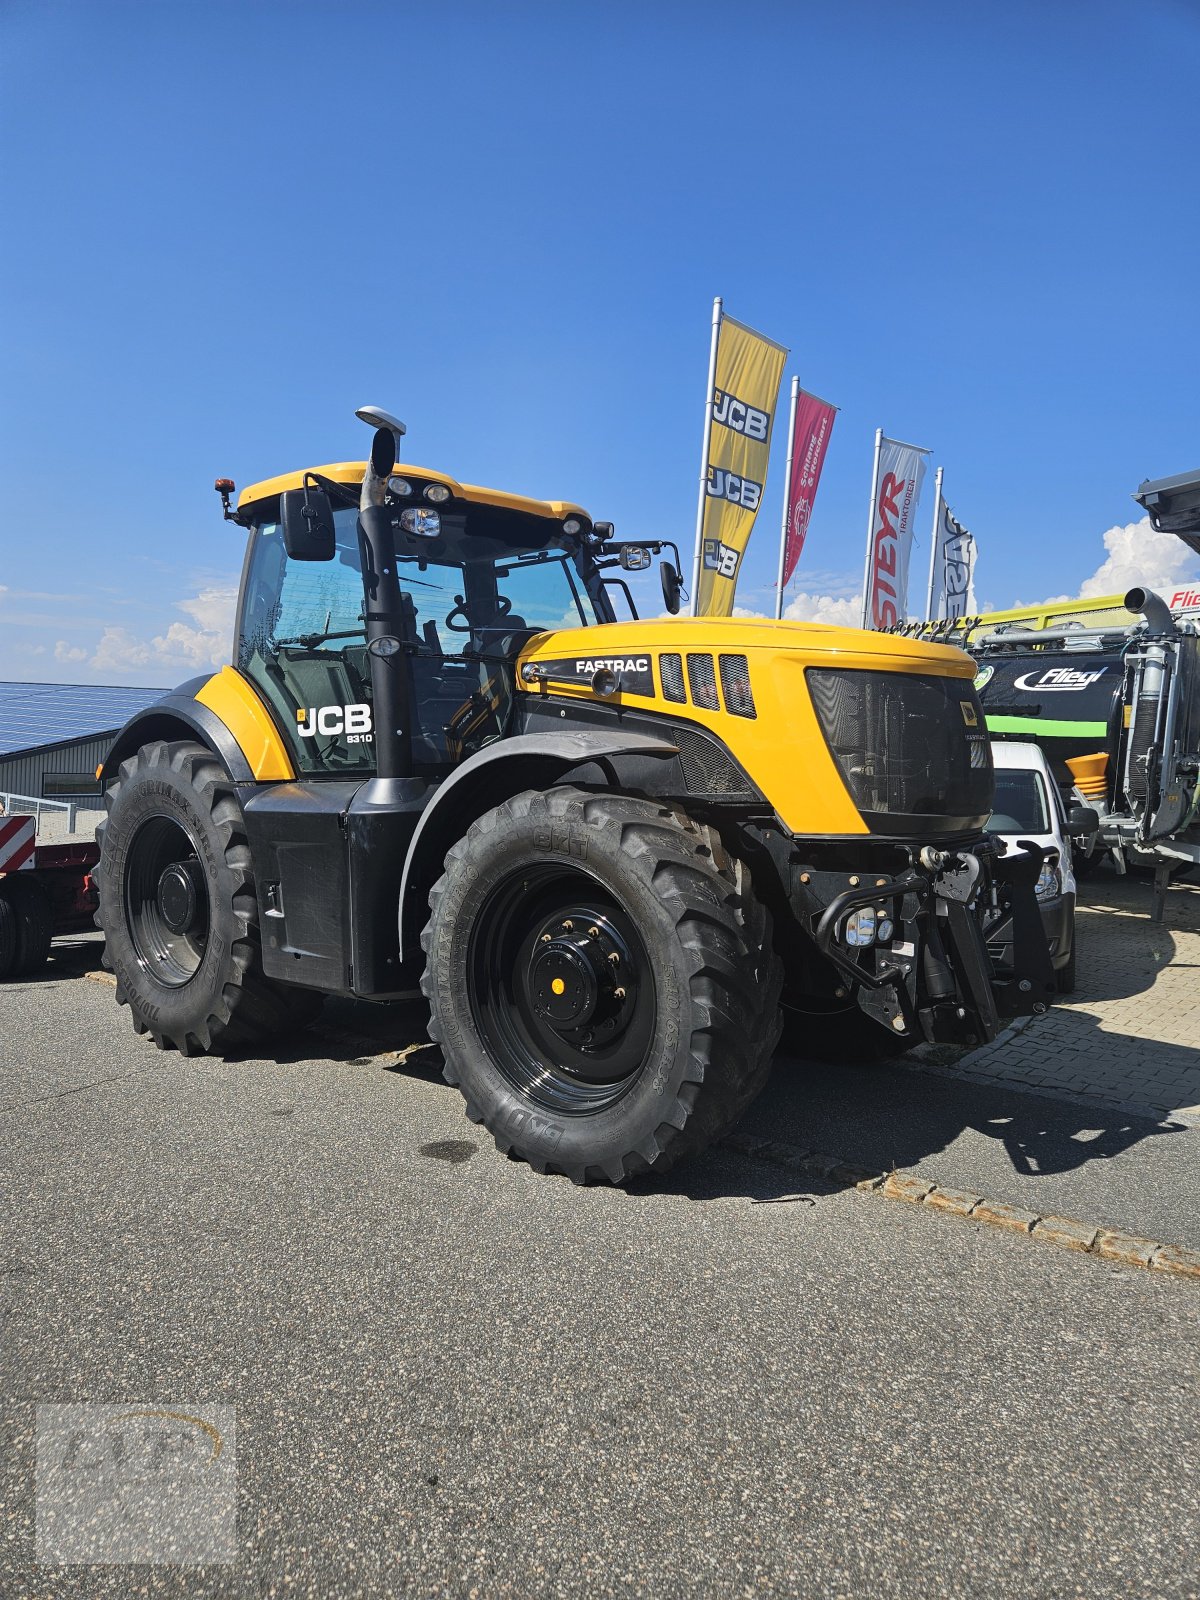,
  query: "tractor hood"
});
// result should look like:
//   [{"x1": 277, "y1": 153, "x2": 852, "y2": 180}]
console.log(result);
[{"x1": 516, "y1": 619, "x2": 988, "y2": 839}]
